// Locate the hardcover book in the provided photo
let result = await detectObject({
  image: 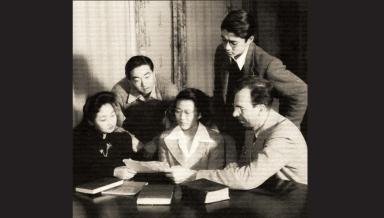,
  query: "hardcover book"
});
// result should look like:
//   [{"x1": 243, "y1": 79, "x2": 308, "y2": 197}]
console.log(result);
[
  {"x1": 180, "y1": 179, "x2": 230, "y2": 204},
  {"x1": 75, "y1": 177, "x2": 123, "y2": 195},
  {"x1": 136, "y1": 184, "x2": 174, "y2": 205}
]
